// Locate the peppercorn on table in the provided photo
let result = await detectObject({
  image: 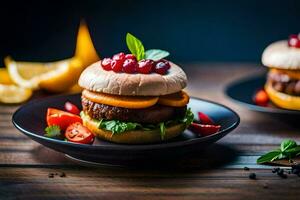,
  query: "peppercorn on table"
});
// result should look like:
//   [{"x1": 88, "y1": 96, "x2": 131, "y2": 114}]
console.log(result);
[{"x1": 1, "y1": 63, "x2": 300, "y2": 200}]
